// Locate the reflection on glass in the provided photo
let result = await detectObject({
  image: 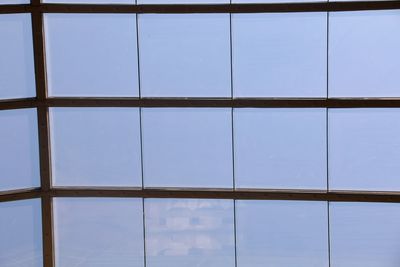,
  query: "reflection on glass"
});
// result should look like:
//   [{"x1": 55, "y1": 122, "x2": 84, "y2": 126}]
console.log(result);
[
  {"x1": 0, "y1": 108, "x2": 40, "y2": 191},
  {"x1": 145, "y1": 199, "x2": 235, "y2": 267},
  {"x1": 234, "y1": 108, "x2": 327, "y2": 190},
  {"x1": 236, "y1": 200, "x2": 329, "y2": 267},
  {"x1": 232, "y1": 12, "x2": 326, "y2": 98},
  {"x1": 329, "y1": 109, "x2": 400, "y2": 191},
  {"x1": 50, "y1": 108, "x2": 142, "y2": 187},
  {"x1": 0, "y1": 199, "x2": 43, "y2": 267},
  {"x1": 329, "y1": 10, "x2": 400, "y2": 97},
  {"x1": 0, "y1": 14, "x2": 35, "y2": 100},
  {"x1": 45, "y1": 14, "x2": 139, "y2": 97},
  {"x1": 139, "y1": 14, "x2": 231, "y2": 97},
  {"x1": 43, "y1": 0, "x2": 134, "y2": 3},
  {"x1": 142, "y1": 108, "x2": 233, "y2": 188},
  {"x1": 54, "y1": 198, "x2": 144, "y2": 267},
  {"x1": 330, "y1": 202, "x2": 400, "y2": 267}
]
